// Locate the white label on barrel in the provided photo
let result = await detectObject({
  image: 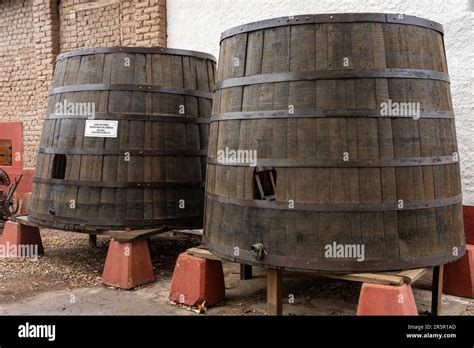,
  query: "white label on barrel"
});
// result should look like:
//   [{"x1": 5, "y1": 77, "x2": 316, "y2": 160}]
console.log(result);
[{"x1": 84, "y1": 120, "x2": 118, "y2": 138}]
